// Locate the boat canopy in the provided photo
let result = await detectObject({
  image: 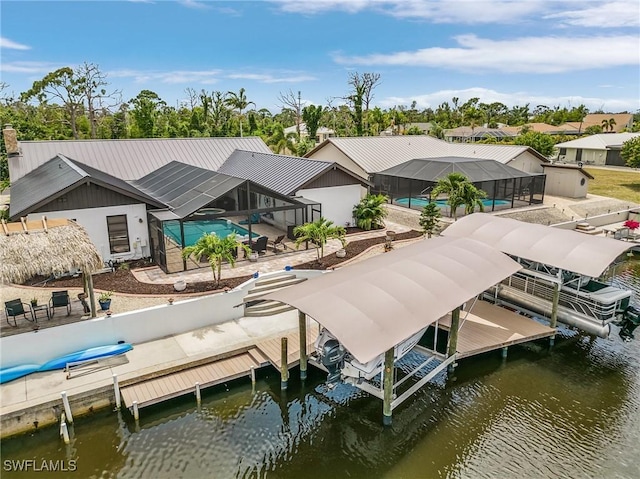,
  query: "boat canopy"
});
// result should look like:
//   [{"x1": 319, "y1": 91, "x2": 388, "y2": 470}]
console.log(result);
[
  {"x1": 263, "y1": 236, "x2": 521, "y2": 364},
  {"x1": 442, "y1": 213, "x2": 633, "y2": 278}
]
